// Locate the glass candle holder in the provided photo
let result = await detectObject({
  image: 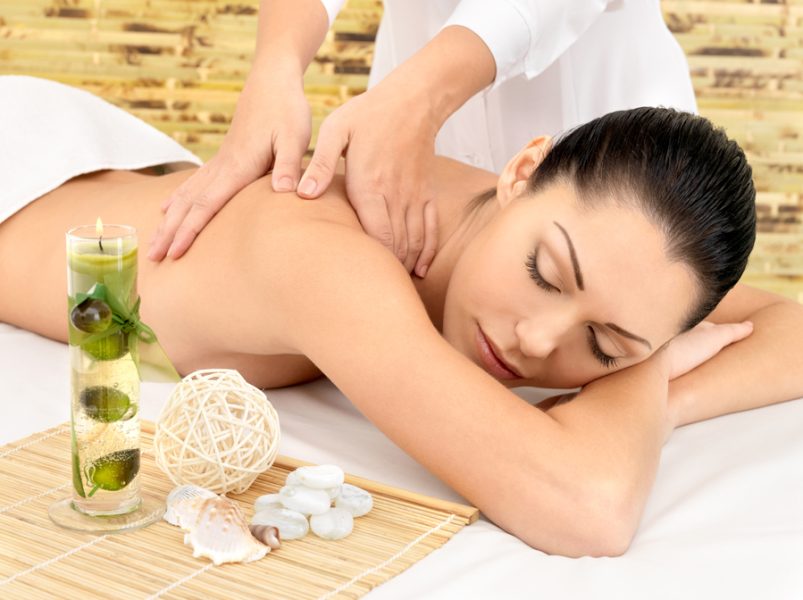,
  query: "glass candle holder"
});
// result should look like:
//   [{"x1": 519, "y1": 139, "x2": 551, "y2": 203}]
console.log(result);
[{"x1": 49, "y1": 224, "x2": 164, "y2": 533}]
